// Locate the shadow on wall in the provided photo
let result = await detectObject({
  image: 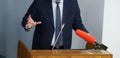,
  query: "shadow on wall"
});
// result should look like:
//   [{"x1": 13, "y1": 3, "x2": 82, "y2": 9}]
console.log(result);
[
  {"x1": 0, "y1": 55, "x2": 6, "y2": 58},
  {"x1": 0, "y1": 33, "x2": 6, "y2": 58}
]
